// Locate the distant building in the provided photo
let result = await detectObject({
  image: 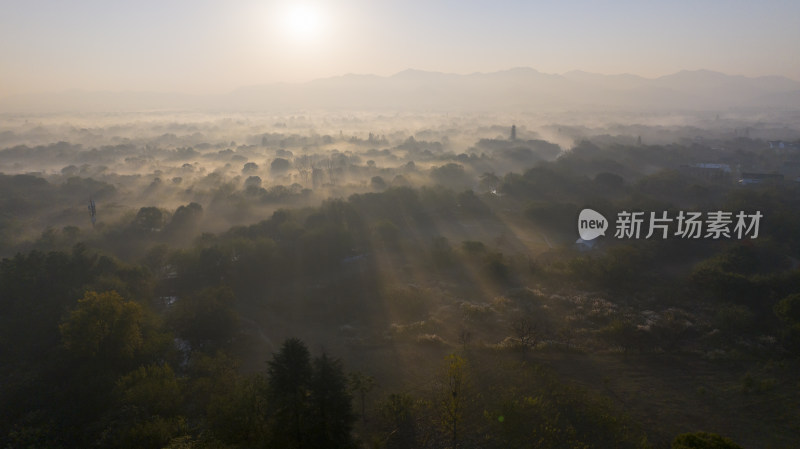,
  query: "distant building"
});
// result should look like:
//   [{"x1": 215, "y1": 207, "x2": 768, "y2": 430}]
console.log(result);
[
  {"x1": 680, "y1": 163, "x2": 731, "y2": 180},
  {"x1": 691, "y1": 163, "x2": 731, "y2": 172},
  {"x1": 575, "y1": 238, "x2": 596, "y2": 252},
  {"x1": 769, "y1": 141, "x2": 786, "y2": 149},
  {"x1": 768, "y1": 141, "x2": 800, "y2": 151},
  {"x1": 739, "y1": 172, "x2": 783, "y2": 185}
]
